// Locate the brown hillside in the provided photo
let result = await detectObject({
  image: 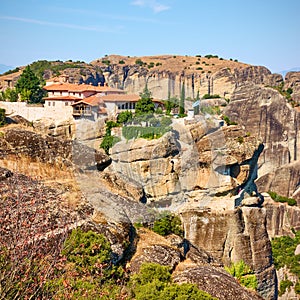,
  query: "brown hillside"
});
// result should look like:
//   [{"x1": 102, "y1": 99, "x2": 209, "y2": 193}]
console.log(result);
[{"x1": 91, "y1": 54, "x2": 250, "y2": 75}]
